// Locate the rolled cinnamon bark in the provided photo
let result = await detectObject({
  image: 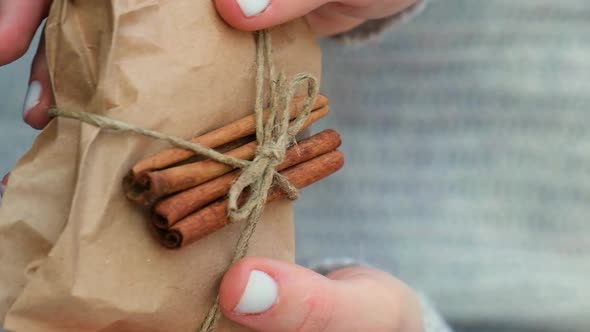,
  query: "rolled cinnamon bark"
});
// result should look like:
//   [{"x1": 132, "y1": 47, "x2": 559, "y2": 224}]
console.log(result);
[
  {"x1": 128, "y1": 95, "x2": 328, "y2": 180},
  {"x1": 128, "y1": 141, "x2": 257, "y2": 206},
  {"x1": 159, "y1": 150, "x2": 345, "y2": 249},
  {"x1": 125, "y1": 105, "x2": 330, "y2": 206},
  {"x1": 153, "y1": 129, "x2": 342, "y2": 228}
]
